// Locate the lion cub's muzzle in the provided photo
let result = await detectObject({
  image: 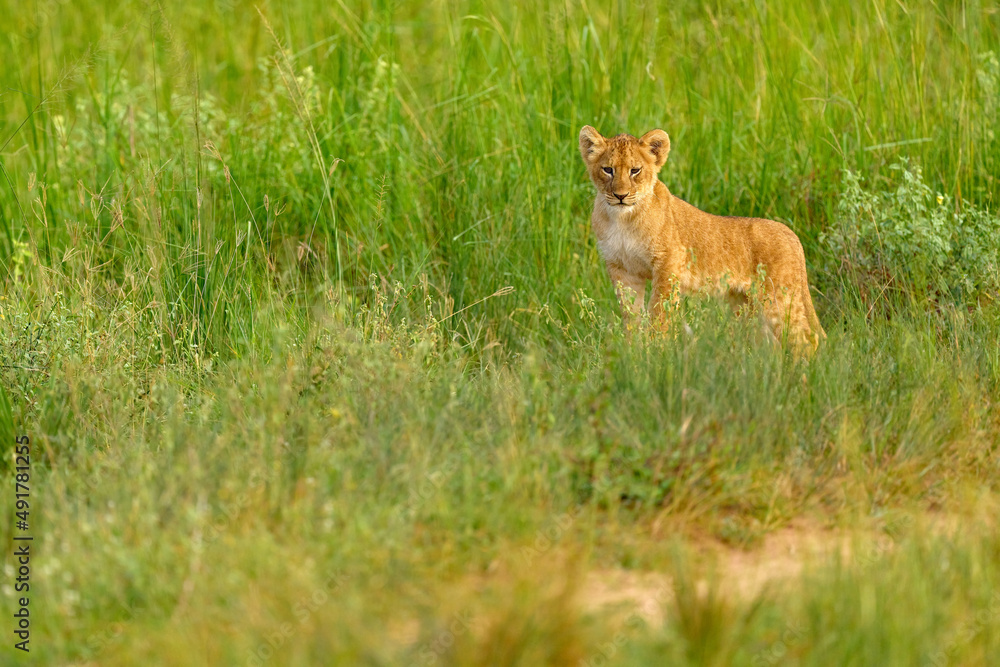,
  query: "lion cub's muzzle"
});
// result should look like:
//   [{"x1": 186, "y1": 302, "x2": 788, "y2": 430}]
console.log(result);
[{"x1": 605, "y1": 193, "x2": 636, "y2": 207}]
